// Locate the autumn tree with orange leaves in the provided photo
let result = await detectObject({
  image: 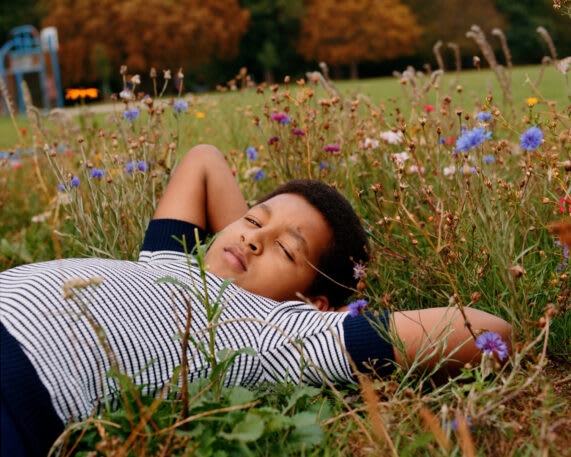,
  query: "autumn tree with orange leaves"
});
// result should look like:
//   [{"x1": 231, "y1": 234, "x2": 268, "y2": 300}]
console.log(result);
[
  {"x1": 40, "y1": 0, "x2": 250, "y2": 87},
  {"x1": 297, "y1": 0, "x2": 421, "y2": 79}
]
